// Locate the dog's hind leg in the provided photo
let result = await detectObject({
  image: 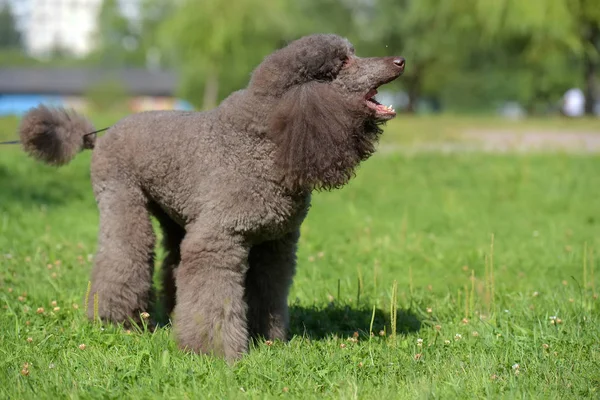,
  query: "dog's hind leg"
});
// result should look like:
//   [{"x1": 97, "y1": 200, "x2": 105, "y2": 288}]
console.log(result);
[
  {"x1": 87, "y1": 183, "x2": 156, "y2": 328},
  {"x1": 173, "y1": 224, "x2": 250, "y2": 362},
  {"x1": 245, "y1": 230, "x2": 299, "y2": 342}
]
